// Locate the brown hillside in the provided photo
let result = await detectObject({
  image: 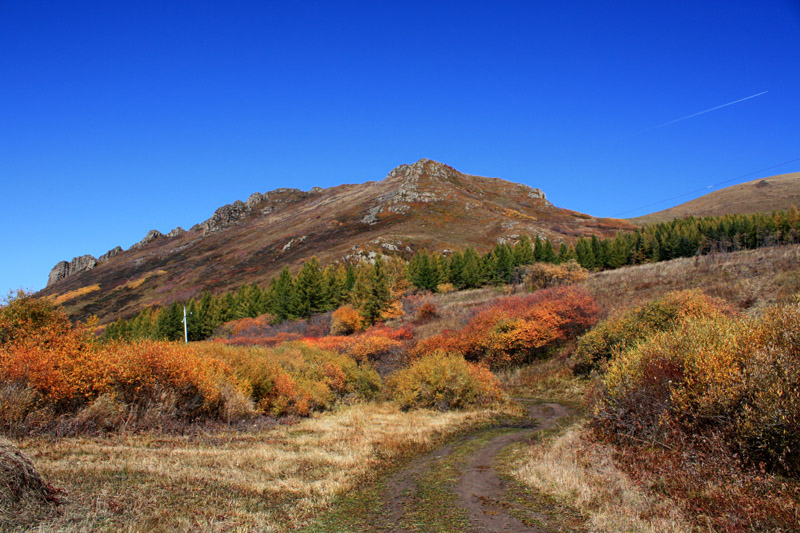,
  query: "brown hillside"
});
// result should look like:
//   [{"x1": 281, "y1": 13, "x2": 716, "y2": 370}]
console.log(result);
[
  {"x1": 37, "y1": 159, "x2": 631, "y2": 323},
  {"x1": 629, "y1": 172, "x2": 800, "y2": 225}
]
